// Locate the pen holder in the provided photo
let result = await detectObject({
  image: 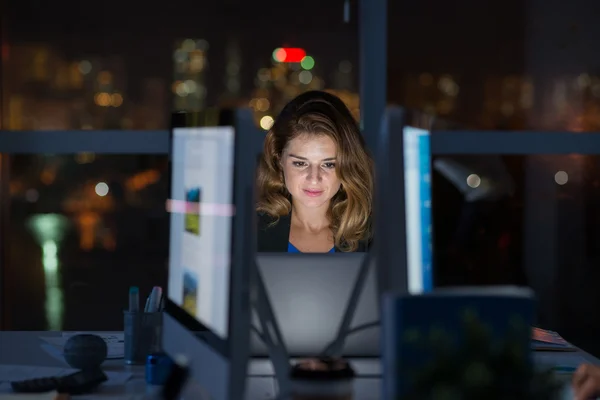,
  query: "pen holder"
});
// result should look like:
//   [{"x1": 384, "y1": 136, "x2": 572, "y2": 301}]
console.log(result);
[{"x1": 124, "y1": 311, "x2": 163, "y2": 365}]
